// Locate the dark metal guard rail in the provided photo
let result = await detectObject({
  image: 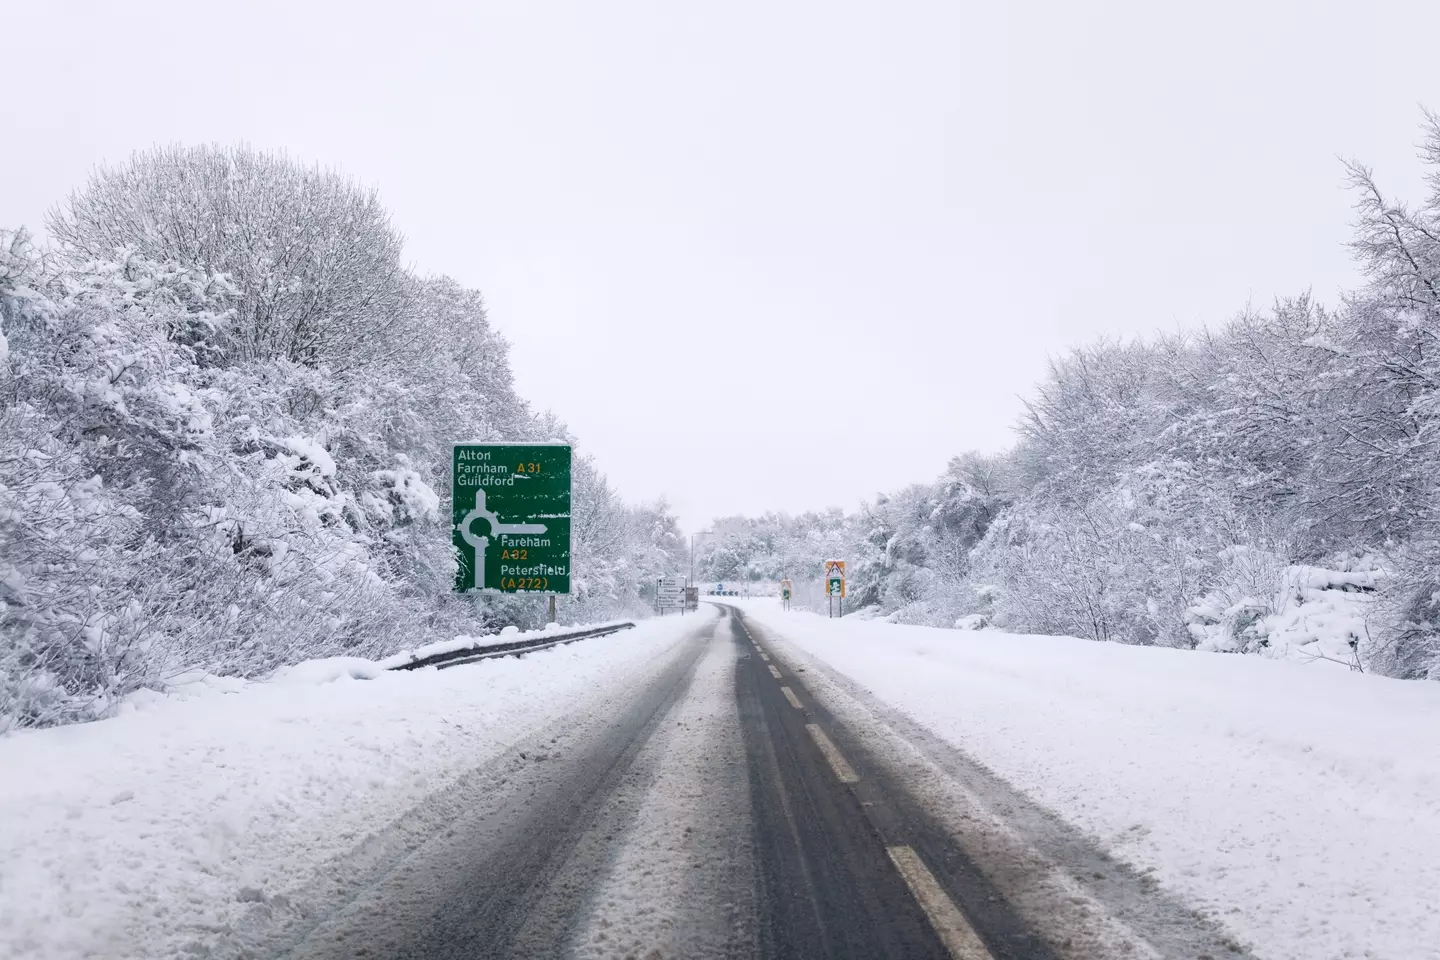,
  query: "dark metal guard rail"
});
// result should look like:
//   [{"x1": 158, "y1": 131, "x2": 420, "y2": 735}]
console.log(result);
[{"x1": 388, "y1": 622, "x2": 637, "y2": 672}]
